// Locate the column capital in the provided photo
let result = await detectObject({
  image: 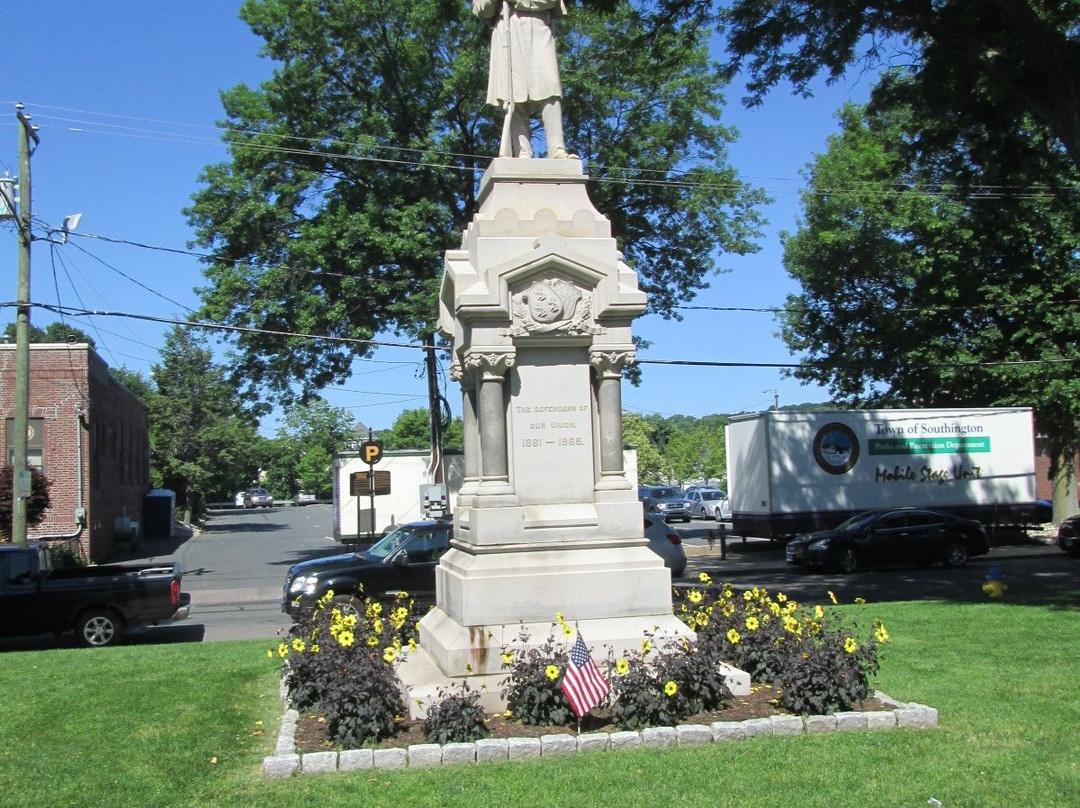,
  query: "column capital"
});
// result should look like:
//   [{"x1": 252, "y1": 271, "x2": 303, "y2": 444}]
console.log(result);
[
  {"x1": 465, "y1": 351, "x2": 516, "y2": 380},
  {"x1": 589, "y1": 349, "x2": 635, "y2": 376}
]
